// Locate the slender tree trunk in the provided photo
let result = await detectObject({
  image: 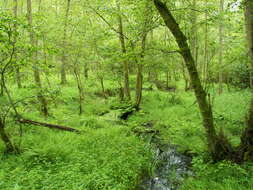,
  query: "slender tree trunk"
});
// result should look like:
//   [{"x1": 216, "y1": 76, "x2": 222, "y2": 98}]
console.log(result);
[
  {"x1": 240, "y1": 0, "x2": 253, "y2": 161},
  {"x1": 73, "y1": 65, "x2": 84, "y2": 115},
  {"x1": 13, "y1": 0, "x2": 22, "y2": 88},
  {"x1": 135, "y1": 63, "x2": 143, "y2": 108},
  {"x1": 135, "y1": 29, "x2": 147, "y2": 109},
  {"x1": 116, "y1": 0, "x2": 131, "y2": 100},
  {"x1": 100, "y1": 76, "x2": 106, "y2": 98},
  {"x1": 84, "y1": 65, "x2": 88, "y2": 79},
  {"x1": 203, "y1": 0, "x2": 208, "y2": 84},
  {"x1": 153, "y1": 0, "x2": 230, "y2": 160},
  {"x1": 166, "y1": 70, "x2": 169, "y2": 89},
  {"x1": 27, "y1": 0, "x2": 48, "y2": 116},
  {"x1": 135, "y1": 0, "x2": 151, "y2": 108},
  {"x1": 218, "y1": 0, "x2": 224, "y2": 94},
  {"x1": 190, "y1": 0, "x2": 197, "y2": 65},
  {"x1": 181, "y1": 63, "x2": 189, "y2": 91},
  {"x1": 61, "y1": 0, "x2": 71, "y2": 85},
  {"x1": 0, "y1": 76, "x2": 4, "y2": 96}
]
